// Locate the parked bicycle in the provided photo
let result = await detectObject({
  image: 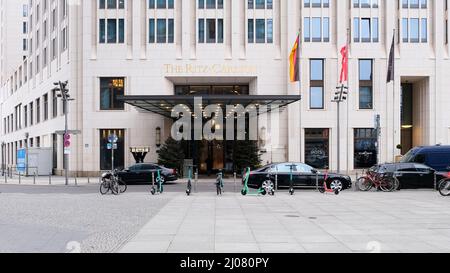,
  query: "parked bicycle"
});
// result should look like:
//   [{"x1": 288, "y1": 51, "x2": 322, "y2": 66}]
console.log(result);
[
  {"x1": 438, "y1": 178, "x2": 450, "y2": 196},
  {"x1": 357, "y1": 166, "x2": 399, "y2": 192},
  {"x1": 100, "y1": 169, "x2": 127, "y2": 195}
]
